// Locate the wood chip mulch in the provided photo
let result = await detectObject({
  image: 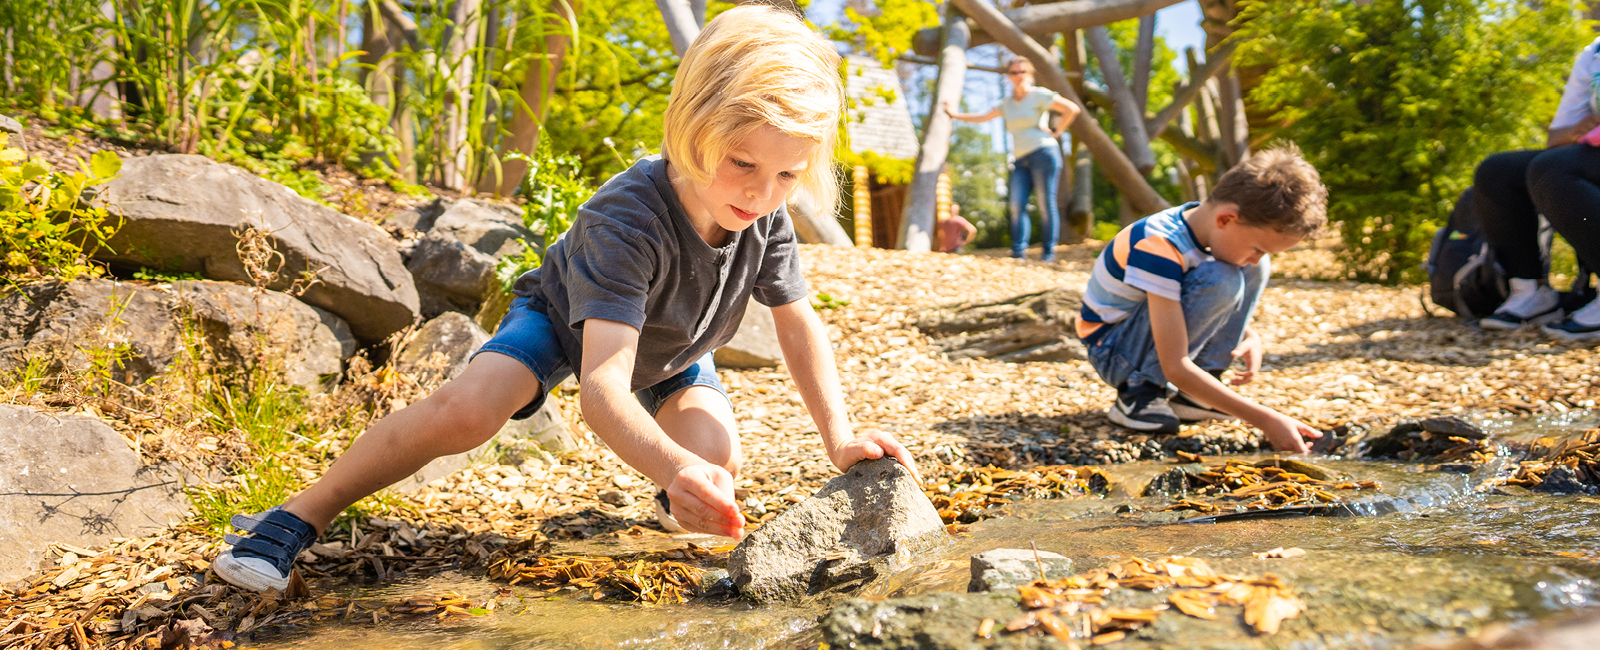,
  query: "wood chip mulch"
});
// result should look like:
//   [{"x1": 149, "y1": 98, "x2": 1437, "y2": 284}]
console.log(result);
[{"x1": 5, "y1": 242, "x2": 1600, "y2": 649}]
